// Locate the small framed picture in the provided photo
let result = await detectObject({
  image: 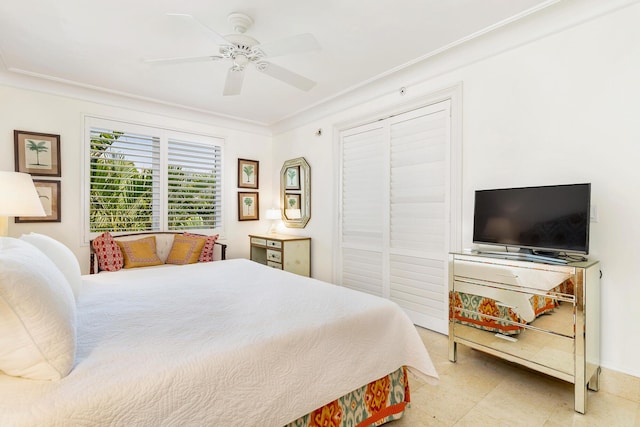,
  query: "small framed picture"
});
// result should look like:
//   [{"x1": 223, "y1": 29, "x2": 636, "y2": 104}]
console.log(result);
[
  {"x1": 238, "y1": 158, "x2": 259, "y2": 189},
  {"x1": 238, "y1": 192, "x2": 259, "y2": 221},
  {"x1": 285, "y1": 193, "x2": 300, "y2": 210},
  {"x1": 14, "y1": 130, "x2": 61, "y2": 177},
  {"x1": 284, "y1": 165, "x2": 300, "y2": 190},
  {"x1": 16, "y1": 180, "x2": 61, "y2": 223}
]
